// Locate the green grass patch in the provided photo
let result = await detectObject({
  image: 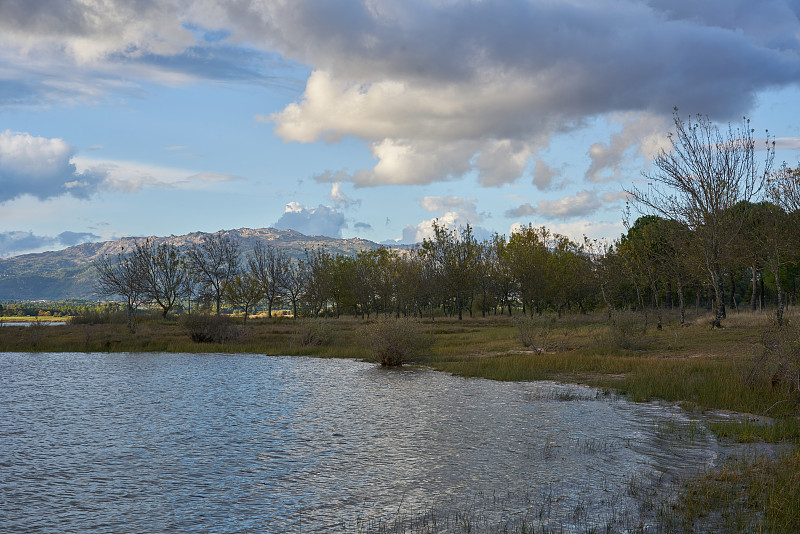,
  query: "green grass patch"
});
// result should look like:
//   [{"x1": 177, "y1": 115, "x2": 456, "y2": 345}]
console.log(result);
[{"x1": 669, "y1": 448, "x2": 800, "y2": 533}]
